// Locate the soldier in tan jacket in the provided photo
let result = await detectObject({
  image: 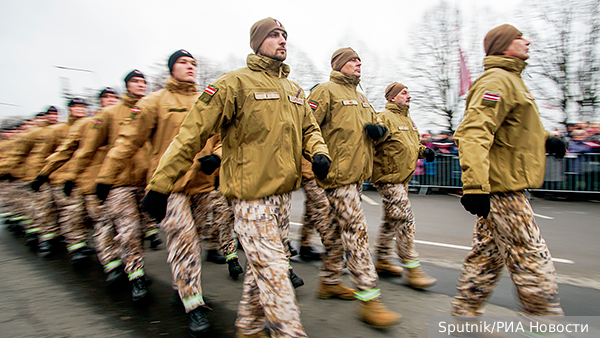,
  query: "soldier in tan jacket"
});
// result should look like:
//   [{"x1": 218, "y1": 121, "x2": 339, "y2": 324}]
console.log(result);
[
  {"x1": 307, "y1": 47, "x2": 401, "y2": 329},
  {"x1": 372, "y1": 82, "x2": 437, "y2": 288},
  {"x1": 144, "y1": 18, "x2": 330, "y2": 338},
  {"x1": 451, "y1": 24, "x2": 565, "y2": 317}
]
